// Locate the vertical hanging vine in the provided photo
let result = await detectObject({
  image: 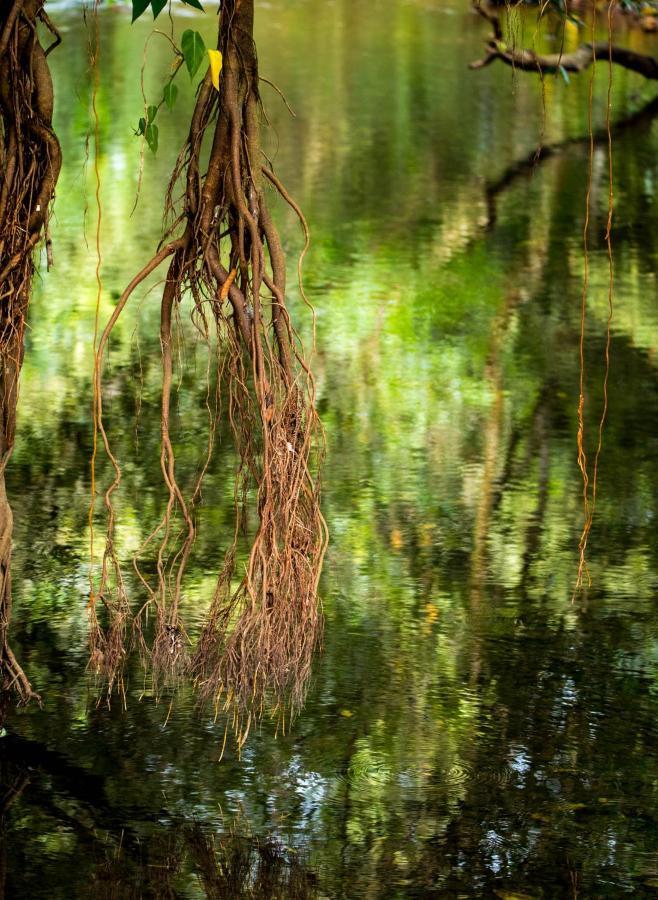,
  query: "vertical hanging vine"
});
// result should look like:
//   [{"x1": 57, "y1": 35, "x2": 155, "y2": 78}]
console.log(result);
[
  {"x1": 90, "y1": 0, "x2": 327, "y2": 731},
  {"x1": 575, "y1": 1, "x2": 616, "y2": 592},
  {"x1": 574, "y1": 2, "x2": 598, "y2": 590},
  {"x1": 0, "y1": 0, "x2": 62, "y2": 705}
]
